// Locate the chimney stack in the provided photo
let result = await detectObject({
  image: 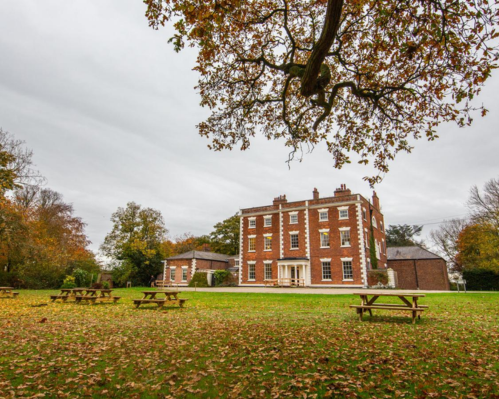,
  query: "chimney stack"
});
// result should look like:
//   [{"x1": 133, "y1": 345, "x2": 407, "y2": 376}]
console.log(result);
[
  {"x1": 273, "y1": 195, "x2": 287, "y2": 206},
  {"x1": 372, "y1": 191, "x2": 380, "y2": 210},
  {"x1": 313, "y1": 188, "x2": 319, "y2": 200},
  {"x1": 334, "y1": 184, "x2": 352, "y2": 197}
]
